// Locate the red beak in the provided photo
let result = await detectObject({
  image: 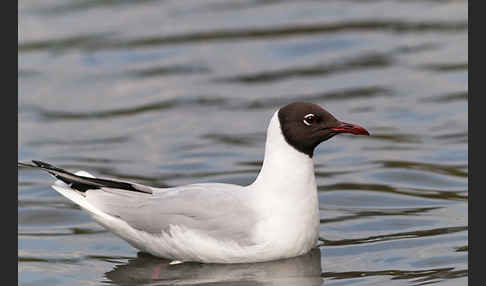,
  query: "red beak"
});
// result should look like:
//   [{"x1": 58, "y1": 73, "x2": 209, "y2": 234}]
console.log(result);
[{"x1": 331, "y1": 121, "x2": 370, "y2": 136}]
